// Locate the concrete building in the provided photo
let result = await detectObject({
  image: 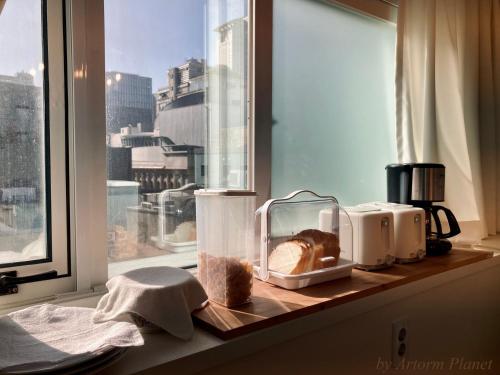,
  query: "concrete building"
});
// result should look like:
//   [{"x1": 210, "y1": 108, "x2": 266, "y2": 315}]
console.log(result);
[
  {"x1": 131, "y1": 57, "x2": 209, "y2": 193},
  {"x1": 0, "y1": 73, "x2": 44, "y2": 242},
  {"x1": 107, "y1": 147, "x2": 133, "y2": 181},
  {"x1": 106, "y1": 61, "x2": 207, "y2": 257},
  {"x1": 155, "y1": 104, "x2": 205, "y2": 147},
  {"x1": 155, "y1": 58, "x2": 206, "y2": 114},
  {"x1": 131, "y1": 144, "x2": 203, "y2": 193},
  {"x1": 106, "y1": 124, "x2": 203, "y2": 193},
  {"x1": 105, "y1": 71, "x2": 155, "y2": 133},
  {"x1": 0, "y1": 72, "x2": 43, "y2": 192}
]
